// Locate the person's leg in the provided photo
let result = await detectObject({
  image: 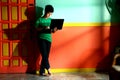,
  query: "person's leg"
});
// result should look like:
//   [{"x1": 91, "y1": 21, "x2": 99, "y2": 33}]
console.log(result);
[
  {"x1": 45, "y1": 40, "x2": 51, "y2": 75},
  {"x1": 37, "y1": 38, "x2": 51, "y2": 75},
  {"x1": 37, "y1": 38, "x2": 46, "y2": 75}
]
